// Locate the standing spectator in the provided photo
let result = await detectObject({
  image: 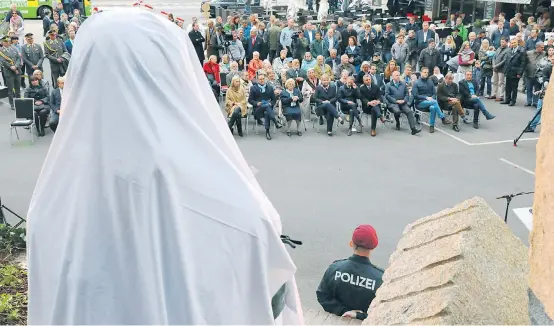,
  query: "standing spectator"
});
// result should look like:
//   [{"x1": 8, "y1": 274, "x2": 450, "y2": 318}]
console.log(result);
[
  {"x1": 9, "y1": 12, "x2": 24, "y2": 46},
  {"x1": 508, "y1": 19, "x2": 519, "y2": 36},
  {"x1": 405, "y1": 16, "x2": 419, "y2": 33},
  {"x1": 478, "y1": 40, "x2": 493, "y2": 97},
  {"x1": 457, "y1": 41, "x2": 475, "y2": 78},
  {"x1": 0, "y1": 36, "x2": 22, "y2": 110},
  {"x1": 50, "y1": 76, "x2": 64, "y2": 133},
  {"x1": 418, "y1": 39, "x2": 441, "y2": 73},
  {"x1": 4, "y1": 4, "x2": 22, "y2": 22},
  {"x1": 446, "y1": 13, "x2": 457, "y2": 28},
  {"x1": 42, "y1": 9, "x2": 52, "y2": 37},
  {"x1": 310, "y1": 32, "x2": 325, "y2": 59},
  {"x1": 491, "y1": 21, "x2": 510, "y2": 48},
  {"x1": 246, "y1": 29, "x2": 263, "y2": 62},
  {"x1": 44, "y1": 29, "x2": 67, "y2": 88},
  {"x1": 526, "y1": 29, "x2": 540, "y2": 51},
  {"x1": 451, "y1": 28, "x2": 463, "y2": 50},
  {"x1": 323, "y1": 29, "x2": 340, "y2": 58},
  {"x1": 416, "y1": 22, "x2": 435, "y2": 54},
  {"x1": 490, "y1": 37, "x2": 509, "y2": 101},
  {"x1": 538, "y1": 12, "x2": 550, "y2": 30},
  {"x1": 292, "y1": 31, "x2": 309, "y2": 62},
  {"x1": 440, "y1": 35, "x2": 457, "y2": 75},
  {"x1": 205, "y1": 20, "x2": 217, "y2": 60},
  {"x1": 341, "y1": 24, "x2": 358, "y2": 54},
  {"x1": 468, "y1": 32, "x2": 480, "y2": 53},
  {"x1": 64, "y1": 29, "x2": 76, "y2": 54},
  {"x1": 502, "y1": 38, "x2": 526, "y2": 106},
  {"x1": 280, "y1": 19, "x2": 295, "y2": 56},
  {"x1": 360, "y1": 27, "x2": 376, "y2": 62},
  {"x1": 228, "y1": 32, "x2": 245, "y2": 68},
  {"x1": 257, "y1": 22, "x2": 269, "y2": 60},
  {"x1": 525, "y1": 42, "x2": 545, "y2": 106},
  {"x1": 22, "y1": 33, "x2": 44, "y2": 86},
  {"x1": 455, "y1": 17, "x2": 468, "y2": 41},
  {"x1": 268, "y1": 20, "x2": 282, "y2": 61},
  {"x1": 381, "y1": 23, "x2": 395, "y2": 63},
  {"x1": 391, "y1": 34, "x2": 408, "y2": 72},
  {"x1": 406, "y1": 29, "x2": 418, "y2": 70},
  {"x1": 188, "y1": 22, "x2": 205, "y2": 65}
]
